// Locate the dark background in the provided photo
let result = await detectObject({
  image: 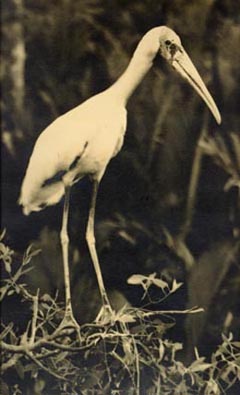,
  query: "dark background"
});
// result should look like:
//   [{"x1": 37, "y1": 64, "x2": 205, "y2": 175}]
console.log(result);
[{"x1": 1, "y1": 0, "x2": 240, "y2": 361}]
